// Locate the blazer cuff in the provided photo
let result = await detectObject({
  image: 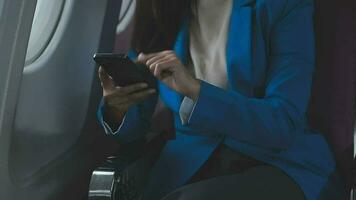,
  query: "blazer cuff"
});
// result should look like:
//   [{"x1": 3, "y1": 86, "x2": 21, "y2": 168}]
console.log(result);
[
  {"x1": 179, "y1": 96, "x2": 197, "y2": 125},
  {"x1": 184, "y1": 80, "x2": 233, "y2": 130},
  {"x1": 102, "y1": 115, "x2": 126, "y2": 135},
  {"x1": 97, "y1": 99, "x2": 126, "y2": 135}
]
